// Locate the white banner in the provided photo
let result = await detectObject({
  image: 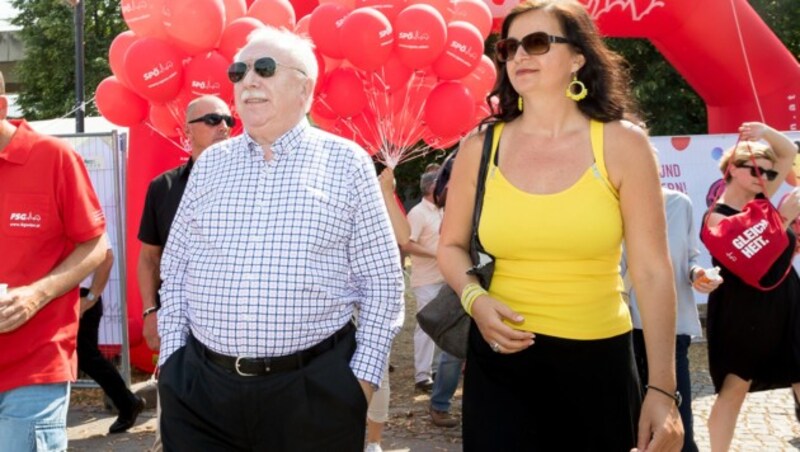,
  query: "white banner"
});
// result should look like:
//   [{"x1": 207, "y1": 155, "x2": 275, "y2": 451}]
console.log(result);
[{"x1": 651, "y1": 131, "x2": 800, "y2": 303}]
